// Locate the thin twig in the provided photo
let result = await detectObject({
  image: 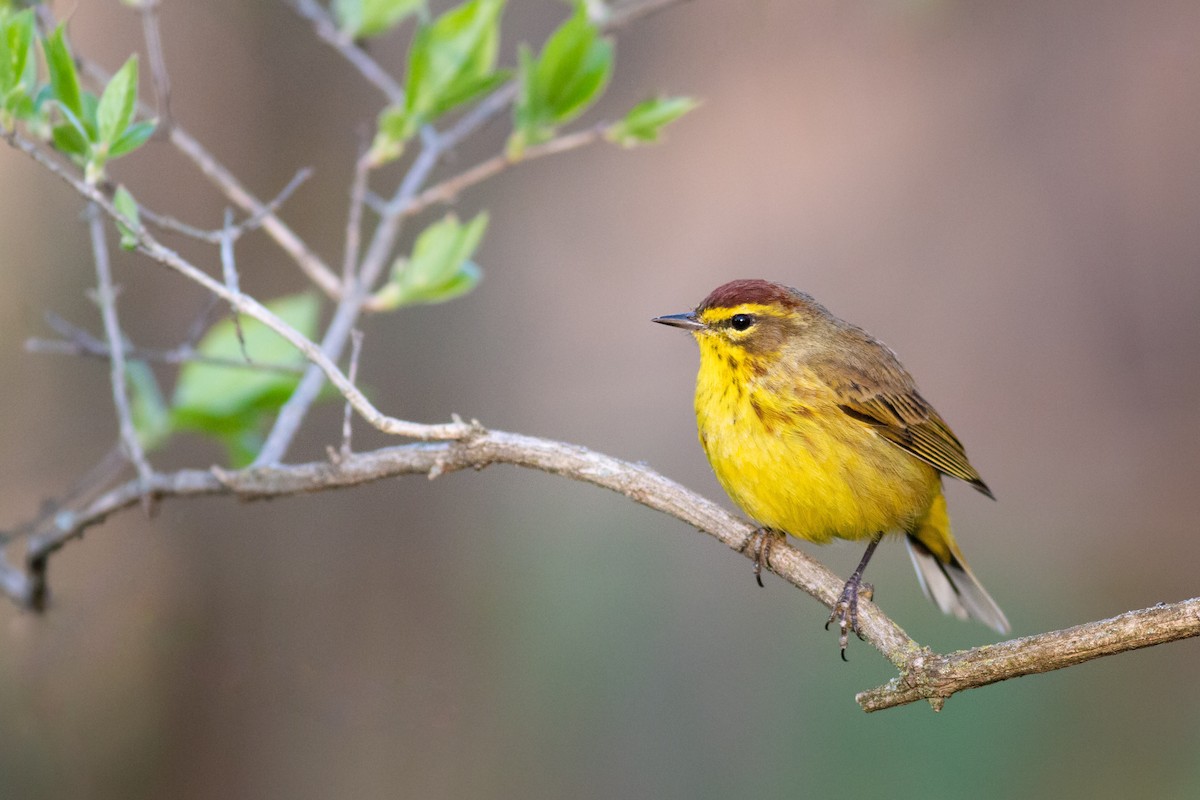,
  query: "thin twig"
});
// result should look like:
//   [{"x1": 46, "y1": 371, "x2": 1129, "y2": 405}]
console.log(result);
[
  {"x1": 342, "y1": 148, "x2": 372, "y2": 282},
  {"x1": 168, "y1": 124, "x2": 341, "y2": 297},
  {"x1": 338, "y1": 329, "x2": 365, "y2": 460},
  {"x1": 32, "y1": 309, "x2": 301, "y2": 372},
  {"x1": 136, "y1": 0, "x2": 173, "y2": 131},
  {"x1": 26, "y1": 336, "x2": 305, "y2": 374},
  {"x1": 87, "y1": 204, "x2": 156, "y2": 511},
  {"x1": 140, "y1": 167, "x2": 313, "y2": 243},
  {"x1": 395, "y1": 124, "x2": 608, "y2": 218},
  {"x1": 288, "y1": 0, "x2": 406, "y2": 104},
  {"x1": 219, "y1": 209, "x2": 250, "y2": 360}
]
